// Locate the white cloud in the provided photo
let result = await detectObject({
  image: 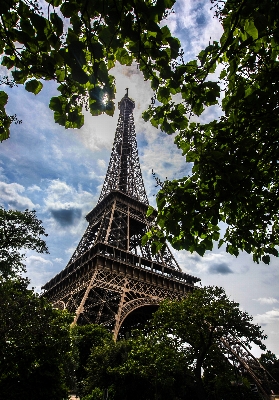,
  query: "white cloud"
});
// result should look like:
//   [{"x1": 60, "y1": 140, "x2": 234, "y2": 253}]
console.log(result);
[
  {"x1": 76, "y1": 110, "x2": 118, "y2": 152},
  {"x1": 254, "y1": 309, "x2": 279, "y2": 325},
  {"x1": 254, "y1": 297, "x2": 279, "y2": 305},
  {"x1": 25, "y1": 254, "x2": 54, "y2": 292},
  {"x1": 45, "y1": 179, "x2": 72, "y2": 200},
  {"x1": 27, "y1": 184, "x2": 42, "y2": 192},
  {"x1": 44, "y1": 179, "x2": 96, "y2": 207},
  {"x1": 0, "y1": 165, "x2": 7, "y2": 181},
  {"x1": 51, "y1": 143, "x2": 64, "y2": 160},
  {"x1": 171, "y1": 0, "x2": 223, "y2": 60},
  {"x1": 53, "y1": 257, "x2": 63, "y2": 263},
  {"x1": 0, "y1": 181, "x2": 38, "y2": 210},
  {"x1": 97, "y1": 159, "x2": 106, "y2": 170}
]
